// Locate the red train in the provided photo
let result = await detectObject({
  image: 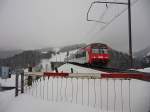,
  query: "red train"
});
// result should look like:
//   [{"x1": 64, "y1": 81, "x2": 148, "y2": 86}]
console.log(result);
[{"x1": 65, "y1": 43, "x2": 110, "y2": 66}]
